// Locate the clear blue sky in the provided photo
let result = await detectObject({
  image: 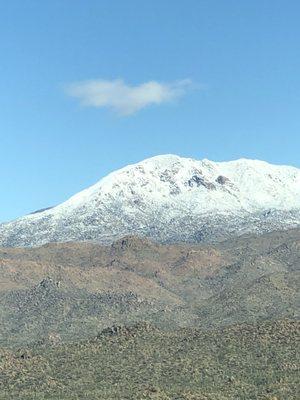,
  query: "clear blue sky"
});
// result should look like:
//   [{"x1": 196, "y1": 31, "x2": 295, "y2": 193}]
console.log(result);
[{"x1": 1, "y1": 1, "x2": 299, "y2": 222}]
